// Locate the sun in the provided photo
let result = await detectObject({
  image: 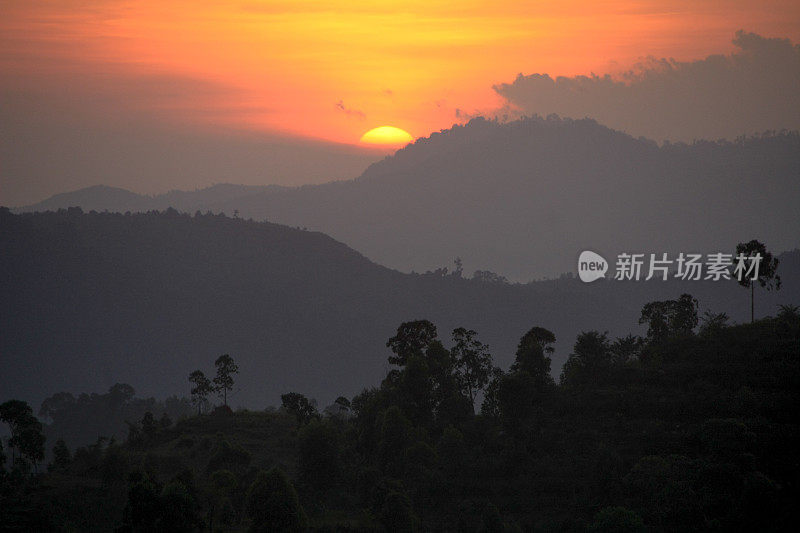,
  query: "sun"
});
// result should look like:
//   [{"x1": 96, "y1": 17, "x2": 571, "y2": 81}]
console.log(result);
[{"x1": 359, "y1": 126, "x2": 414, "y2": 146}]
